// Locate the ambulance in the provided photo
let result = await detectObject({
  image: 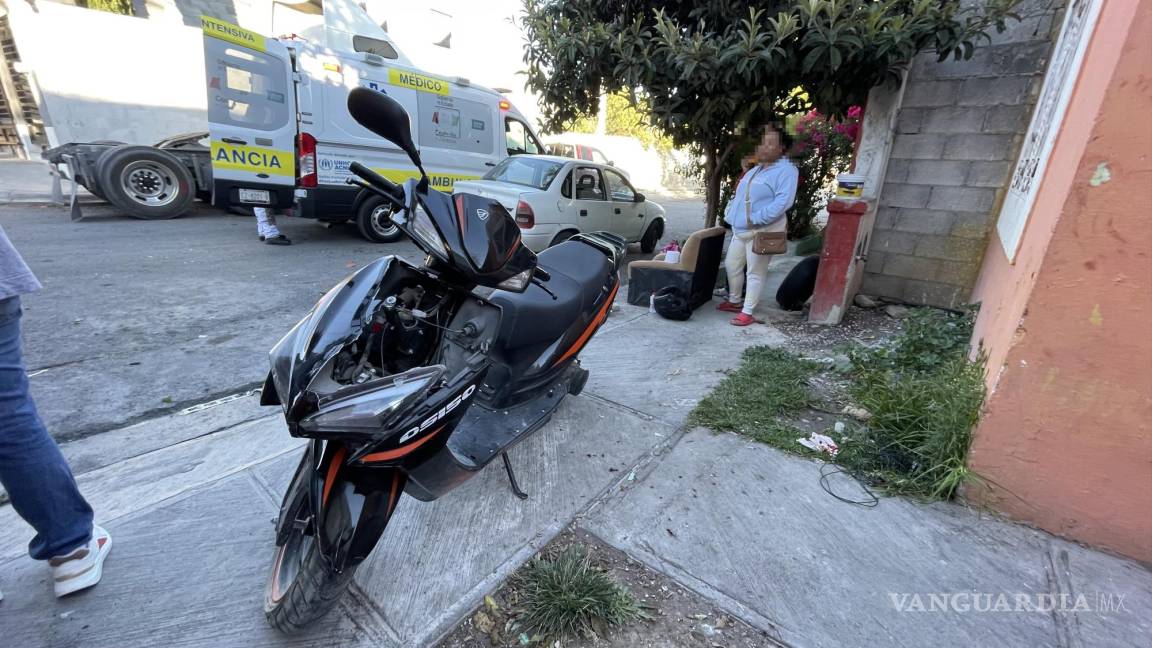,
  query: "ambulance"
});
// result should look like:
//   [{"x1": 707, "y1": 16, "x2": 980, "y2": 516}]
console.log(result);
[{"x1": 201, "y1": 13, "x2": 546, "y2": 242}]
